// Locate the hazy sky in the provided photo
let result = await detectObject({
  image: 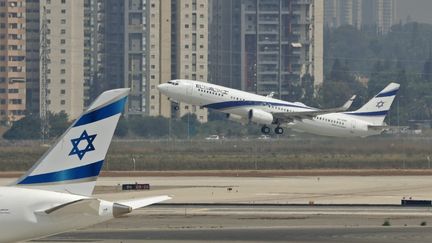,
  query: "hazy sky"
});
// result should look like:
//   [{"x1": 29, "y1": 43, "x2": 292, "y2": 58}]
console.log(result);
[{"x1": 397, "y1": 0, "x2": 432, "y2": 24}]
